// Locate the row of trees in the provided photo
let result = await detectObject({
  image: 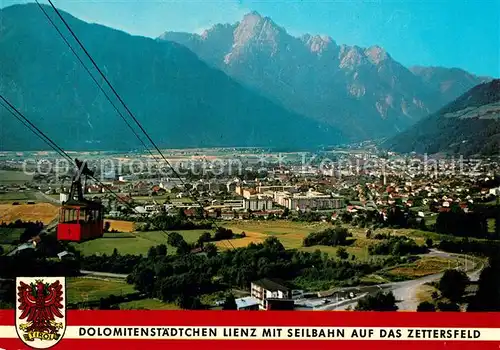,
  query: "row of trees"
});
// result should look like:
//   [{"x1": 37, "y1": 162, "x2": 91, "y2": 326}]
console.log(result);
[
  {"x1": 339, "y1": 205, "x2": 427, "y2": 231},
  {"x1": 368, "y1": 236, "x2": 428, "y2": 256},
  {"x1": 303, "y1": 227, "x2": 352, "y2": 247},
  {"x1": 435, "y1": 211, "x2": 489, "y2": 238},
  {"x1": 438, "y1": 238, "x2": 500, "y2": 256},
  {"x1": 0, "y1": 220, "x2": 44, "y2": 243},
  {"x1": 80, "y1": 249, "x2": 143, "y2": 274},
  {"x1": 135, "y1": 211, "x2": 212, "y2": 232}
]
